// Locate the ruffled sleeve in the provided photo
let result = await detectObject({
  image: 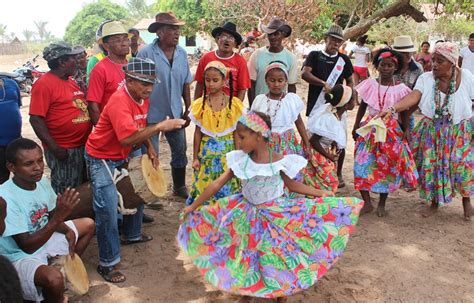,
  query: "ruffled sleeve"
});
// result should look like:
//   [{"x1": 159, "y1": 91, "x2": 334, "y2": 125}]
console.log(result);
[
  {"x1": 279, "y1": 154, "x2": 307, "y2": 179},
  {"x1": 226, "y1": 151, "x2": 307, "y2": 180},
  {"x1": 189, "y1": 97, "x2": 245, "y2": 137},
  {"x1": 307, "y1": 107, "x2": 347, "y2": 149},
  {"x1": 356, "y1": 79, "x2": 412, "y2": 111}
]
